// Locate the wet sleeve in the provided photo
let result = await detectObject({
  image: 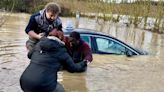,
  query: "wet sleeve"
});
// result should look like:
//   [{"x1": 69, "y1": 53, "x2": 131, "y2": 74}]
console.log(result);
[
  {"x1": 25, "y1": 15, "x2": 38, "y2": 34},
  {"x1": 82, "y1": 43, "x2": 93, "y2": 62},
  {"x1": 60, "y1": 52, "x2": 87, "y2": 73}
]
